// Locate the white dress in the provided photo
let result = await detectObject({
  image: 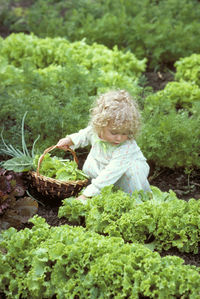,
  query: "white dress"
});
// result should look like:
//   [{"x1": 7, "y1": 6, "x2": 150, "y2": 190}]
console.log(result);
[{"x1": 69, "y1": 126, "x2": 151, "y2": 197}]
